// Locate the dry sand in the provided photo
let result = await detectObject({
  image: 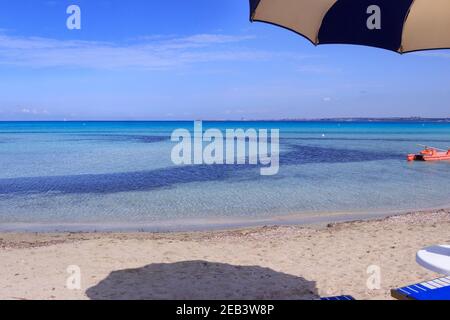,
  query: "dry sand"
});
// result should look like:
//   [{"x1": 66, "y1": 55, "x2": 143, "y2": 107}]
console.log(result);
[{"x1": 0, "y1": 209, "x2": 449, "y2": 300}]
